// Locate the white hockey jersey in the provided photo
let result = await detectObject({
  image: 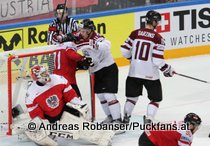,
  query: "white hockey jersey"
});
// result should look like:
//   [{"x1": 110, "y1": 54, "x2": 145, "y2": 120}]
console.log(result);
[
  {"x1": 76, "y1": 31, "x2": 115, "y2": 73},
  {"x1": 120, "y1": 28, "x2": 166, "y2": 80}
]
